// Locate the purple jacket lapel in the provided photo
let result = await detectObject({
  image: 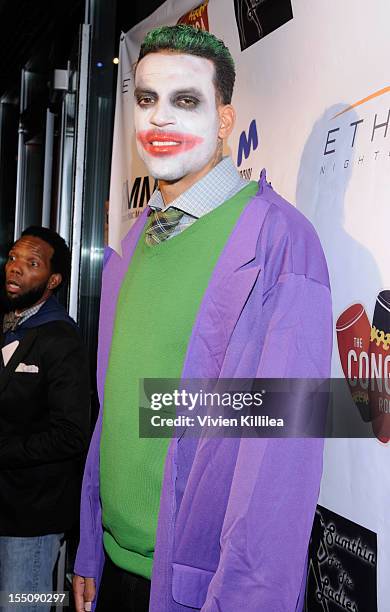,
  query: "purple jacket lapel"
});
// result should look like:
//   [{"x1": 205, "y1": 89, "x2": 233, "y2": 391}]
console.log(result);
[{"x1": 181, "y1": 177, "x2": 271, "y2": 378}]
